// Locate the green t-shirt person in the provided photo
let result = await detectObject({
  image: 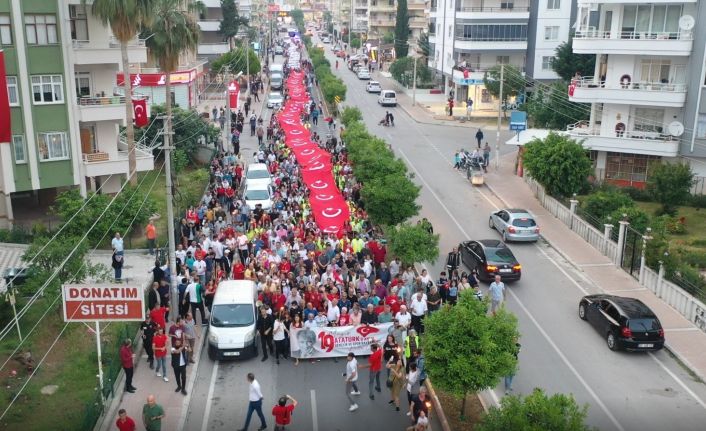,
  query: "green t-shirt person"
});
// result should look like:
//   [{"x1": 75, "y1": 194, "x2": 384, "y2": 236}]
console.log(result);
[{"x1": 142, "y1": 400, "x2": 165, "y2": 431}]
